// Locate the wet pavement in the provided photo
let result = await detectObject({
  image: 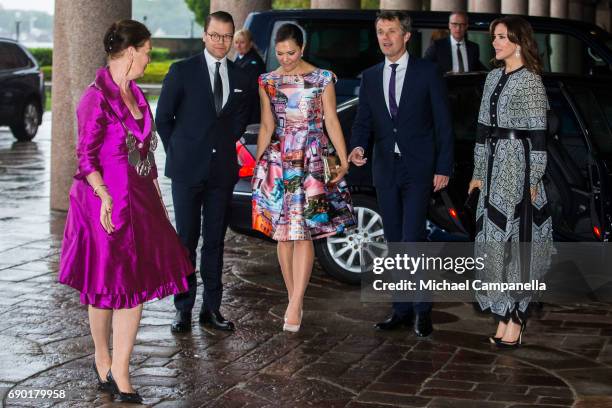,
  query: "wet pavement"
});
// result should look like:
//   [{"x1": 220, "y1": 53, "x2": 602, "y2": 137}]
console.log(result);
[{"x1": 1, "y1": 113, "x2": 612, "y2": 407}]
